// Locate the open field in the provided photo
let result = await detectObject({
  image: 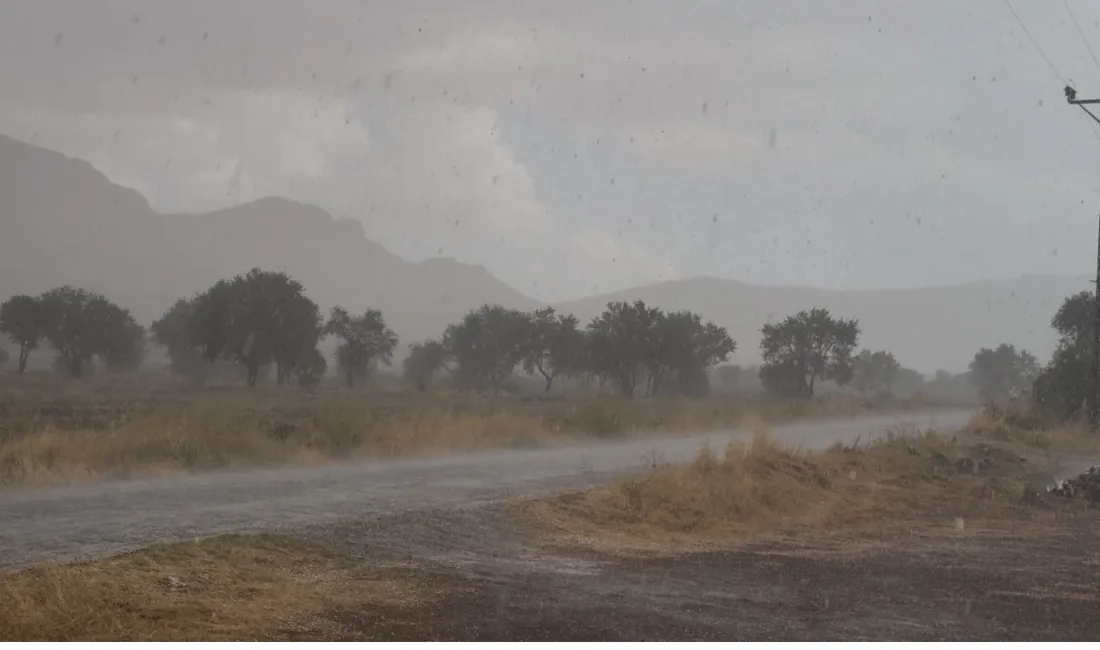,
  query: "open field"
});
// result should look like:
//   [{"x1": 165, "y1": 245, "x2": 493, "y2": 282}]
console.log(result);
[
  {"x1": 4, "y1": 407, "x2": 1098, "y2": 640},
  {"x1": 0, "y1": 372, "x2": 935, "y2": 487}
]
